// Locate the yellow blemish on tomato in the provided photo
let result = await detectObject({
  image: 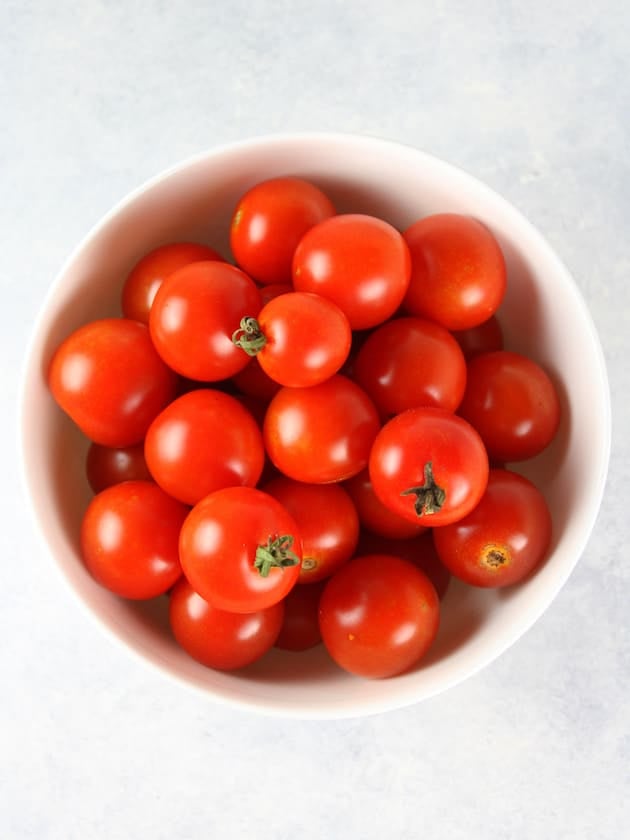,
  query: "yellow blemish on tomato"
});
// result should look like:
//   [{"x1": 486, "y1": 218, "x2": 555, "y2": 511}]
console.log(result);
[{"x1": 348, "y1": 633, "x2": 355, "y2": 641}]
